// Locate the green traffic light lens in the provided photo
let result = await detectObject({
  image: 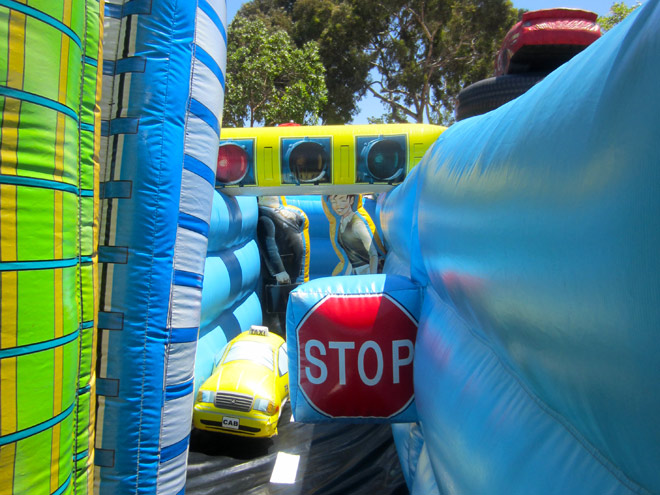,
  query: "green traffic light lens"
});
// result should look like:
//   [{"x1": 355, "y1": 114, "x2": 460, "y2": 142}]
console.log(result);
[{"x1": 367, "y1": 140, "x2": 404, "y2": 180}]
